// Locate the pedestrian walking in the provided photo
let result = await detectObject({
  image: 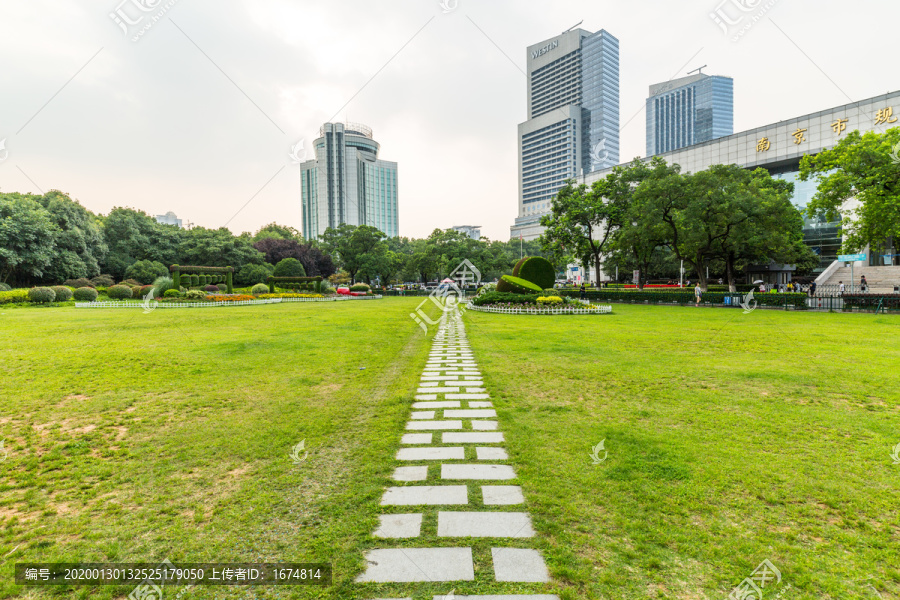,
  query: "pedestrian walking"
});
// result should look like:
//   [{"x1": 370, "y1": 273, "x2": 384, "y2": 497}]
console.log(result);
[
  {"x1": 579, "y1": 283, "x2": 586, "y2": 300},
  {"x1": 860, "y1": 275, "x2": 868, "y2": 292},
  {"x1": 694, "y1": 283, "x2": 702, "y2": 306},
  {"x1": 839, "y1": 281, "x2": 845, "y2": 295}
]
